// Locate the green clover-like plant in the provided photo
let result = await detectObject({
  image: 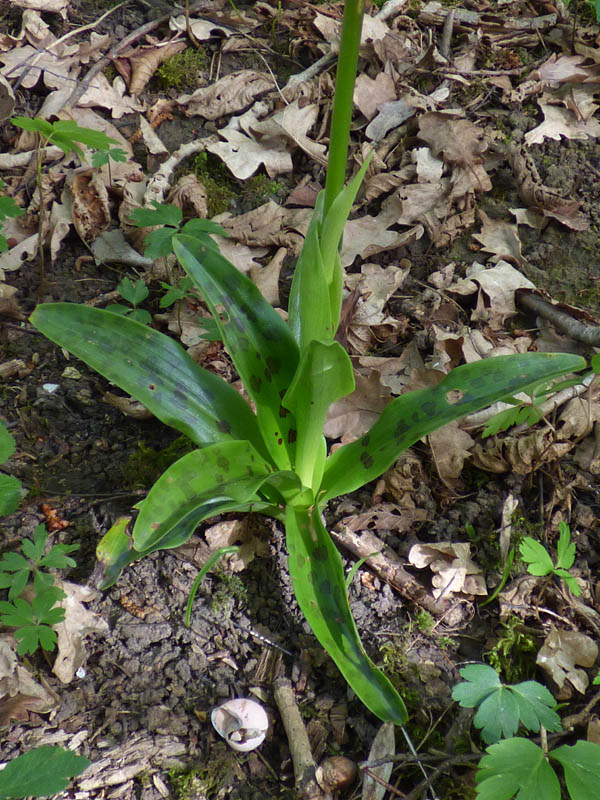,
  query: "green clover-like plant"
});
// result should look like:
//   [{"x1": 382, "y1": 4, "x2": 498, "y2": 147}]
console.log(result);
[
  {"x1": 0, "y1": 524, "x2": 78, "y2": 655},
  {"x1": 29, "y1": 1, "x2": 586, "y2": 726},
  {"x1": 452, "y1": 664, "x2": 561, "y2": 744},
  {"x1": 519, "y1": 522, "x2": 582, "y2": 596}
]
